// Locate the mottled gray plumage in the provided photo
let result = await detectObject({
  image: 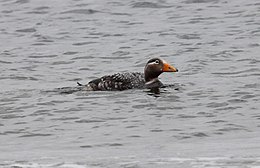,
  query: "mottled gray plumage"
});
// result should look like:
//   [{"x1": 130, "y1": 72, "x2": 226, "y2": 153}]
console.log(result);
[{"x1": 85, "y1": 72, "x2": 145, "y2": 91}]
